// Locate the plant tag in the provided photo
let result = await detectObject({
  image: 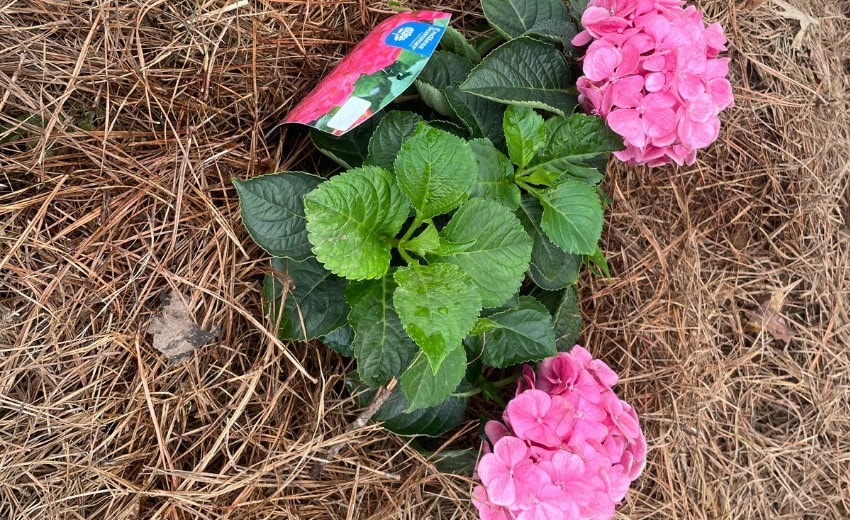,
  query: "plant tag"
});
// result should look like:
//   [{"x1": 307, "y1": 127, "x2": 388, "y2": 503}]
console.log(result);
[{"x1": 282, "y1": 11, "x2": 450, "y2": 135}]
